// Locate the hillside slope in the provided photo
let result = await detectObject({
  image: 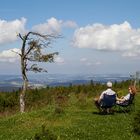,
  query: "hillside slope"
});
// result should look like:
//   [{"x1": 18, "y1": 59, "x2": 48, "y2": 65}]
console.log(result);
[{"x1": 0, "y1": 89, "x2": 140, "y2": 140}]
